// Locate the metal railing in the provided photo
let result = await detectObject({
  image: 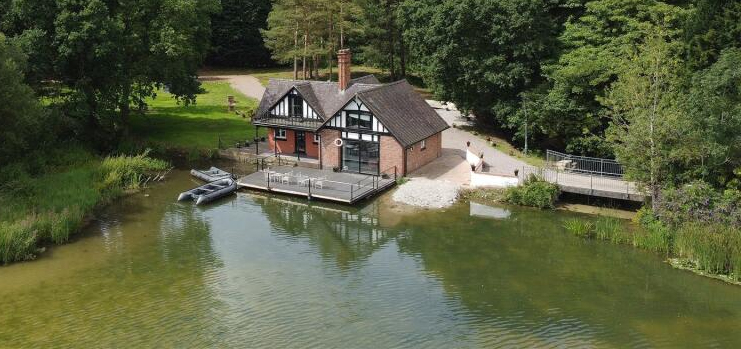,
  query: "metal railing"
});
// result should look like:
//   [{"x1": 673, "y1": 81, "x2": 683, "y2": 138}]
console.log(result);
[
  {"x1": 518, "y1": 165, "x2": 639, "y2": 198},
  {"x1": 254, "y1": 165, "x2": 398, "y2": 202},
  {"x1": 546, "y1": 150, "x2": 624, "y2": 178},
  {"x1": 252, "y1": 111, "x2": 324, "y2": 130}
]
